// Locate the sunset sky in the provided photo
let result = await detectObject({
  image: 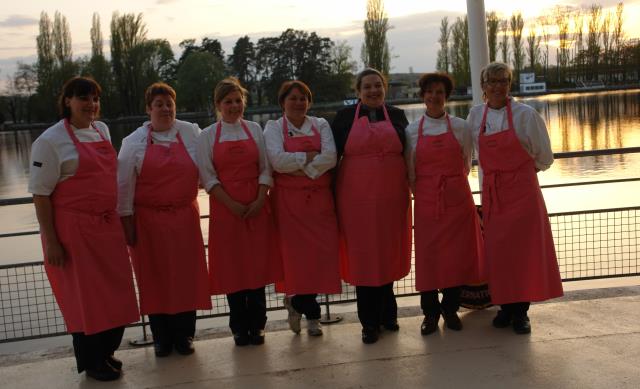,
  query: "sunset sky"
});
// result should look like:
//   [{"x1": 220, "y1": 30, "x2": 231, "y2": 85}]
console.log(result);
[{"x1": 1, "y1": 0, "x2": 639, "y2": 80}]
